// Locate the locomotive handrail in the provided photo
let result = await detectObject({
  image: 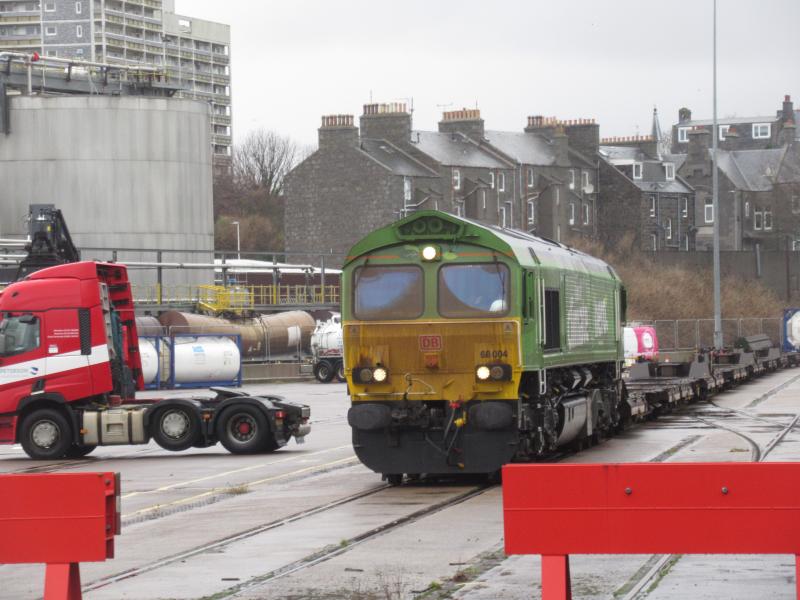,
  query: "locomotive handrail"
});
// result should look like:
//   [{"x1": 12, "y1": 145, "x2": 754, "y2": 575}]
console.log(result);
[{"x1": 503, "y1": 463, "x2": 800, "y2": 599}]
